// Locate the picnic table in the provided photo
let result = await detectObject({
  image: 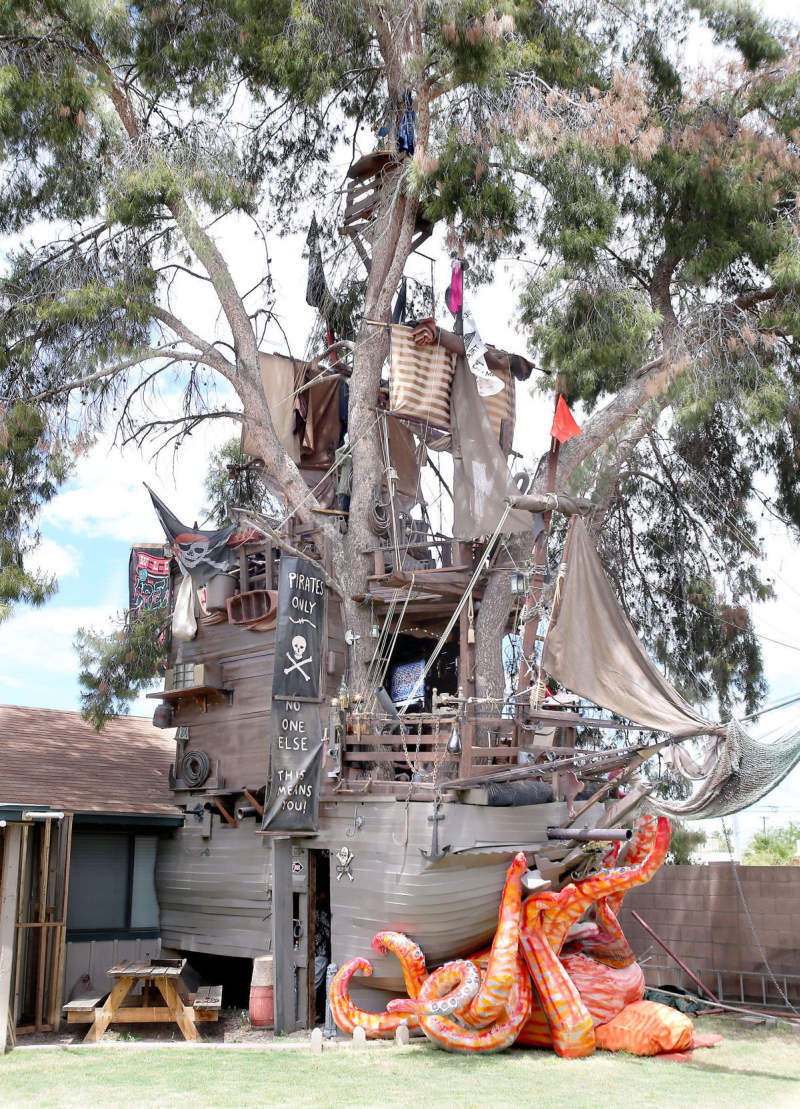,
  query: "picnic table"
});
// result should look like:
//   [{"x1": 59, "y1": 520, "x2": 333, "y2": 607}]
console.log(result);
[{"x1": 63, "y1": 959, "x2": 222, "y2": 1043}]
